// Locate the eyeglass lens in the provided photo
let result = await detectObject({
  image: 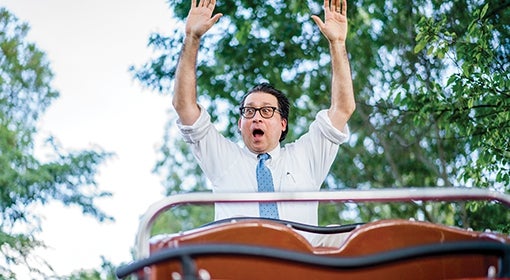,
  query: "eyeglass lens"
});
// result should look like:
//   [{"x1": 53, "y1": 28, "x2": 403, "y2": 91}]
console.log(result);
[{"x1": 241, "y1": 107, "x2": 276, "y2": 119}]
